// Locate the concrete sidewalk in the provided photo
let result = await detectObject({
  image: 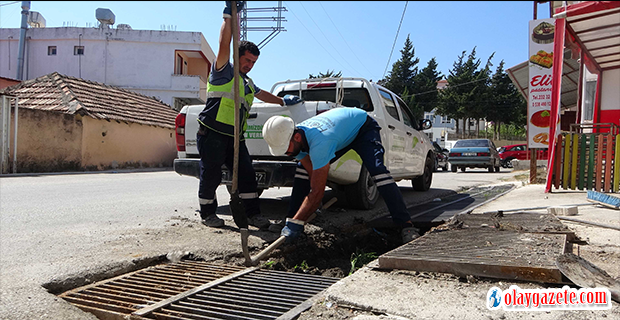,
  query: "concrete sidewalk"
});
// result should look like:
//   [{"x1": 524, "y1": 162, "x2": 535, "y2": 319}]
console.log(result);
[{"x1": 300, "y1": 182, "x2": 620, "y2": 319}]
